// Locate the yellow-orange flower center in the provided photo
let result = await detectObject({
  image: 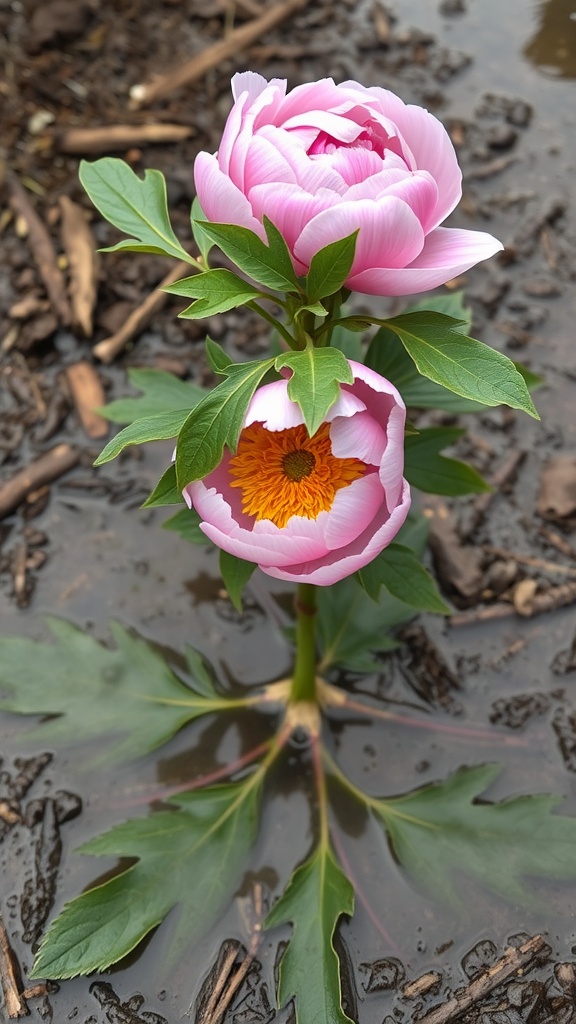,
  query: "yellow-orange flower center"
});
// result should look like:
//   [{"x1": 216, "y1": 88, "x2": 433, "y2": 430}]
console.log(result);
[{"x1": 228, "y1": 421, "x2": 366, "y2": 529}]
